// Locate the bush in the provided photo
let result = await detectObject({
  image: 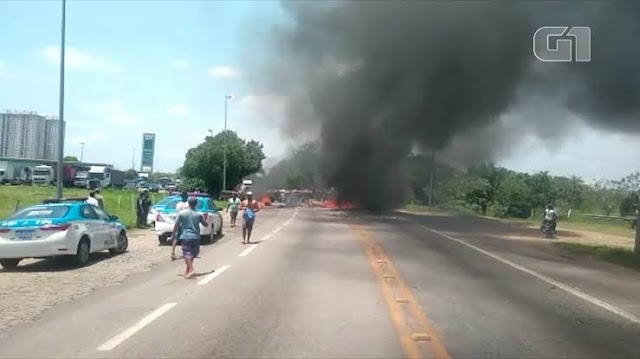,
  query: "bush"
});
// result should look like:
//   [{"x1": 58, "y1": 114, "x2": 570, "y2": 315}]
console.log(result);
[{"x1": 486, "y1": 202, "x2": 509, "y2": 218}]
